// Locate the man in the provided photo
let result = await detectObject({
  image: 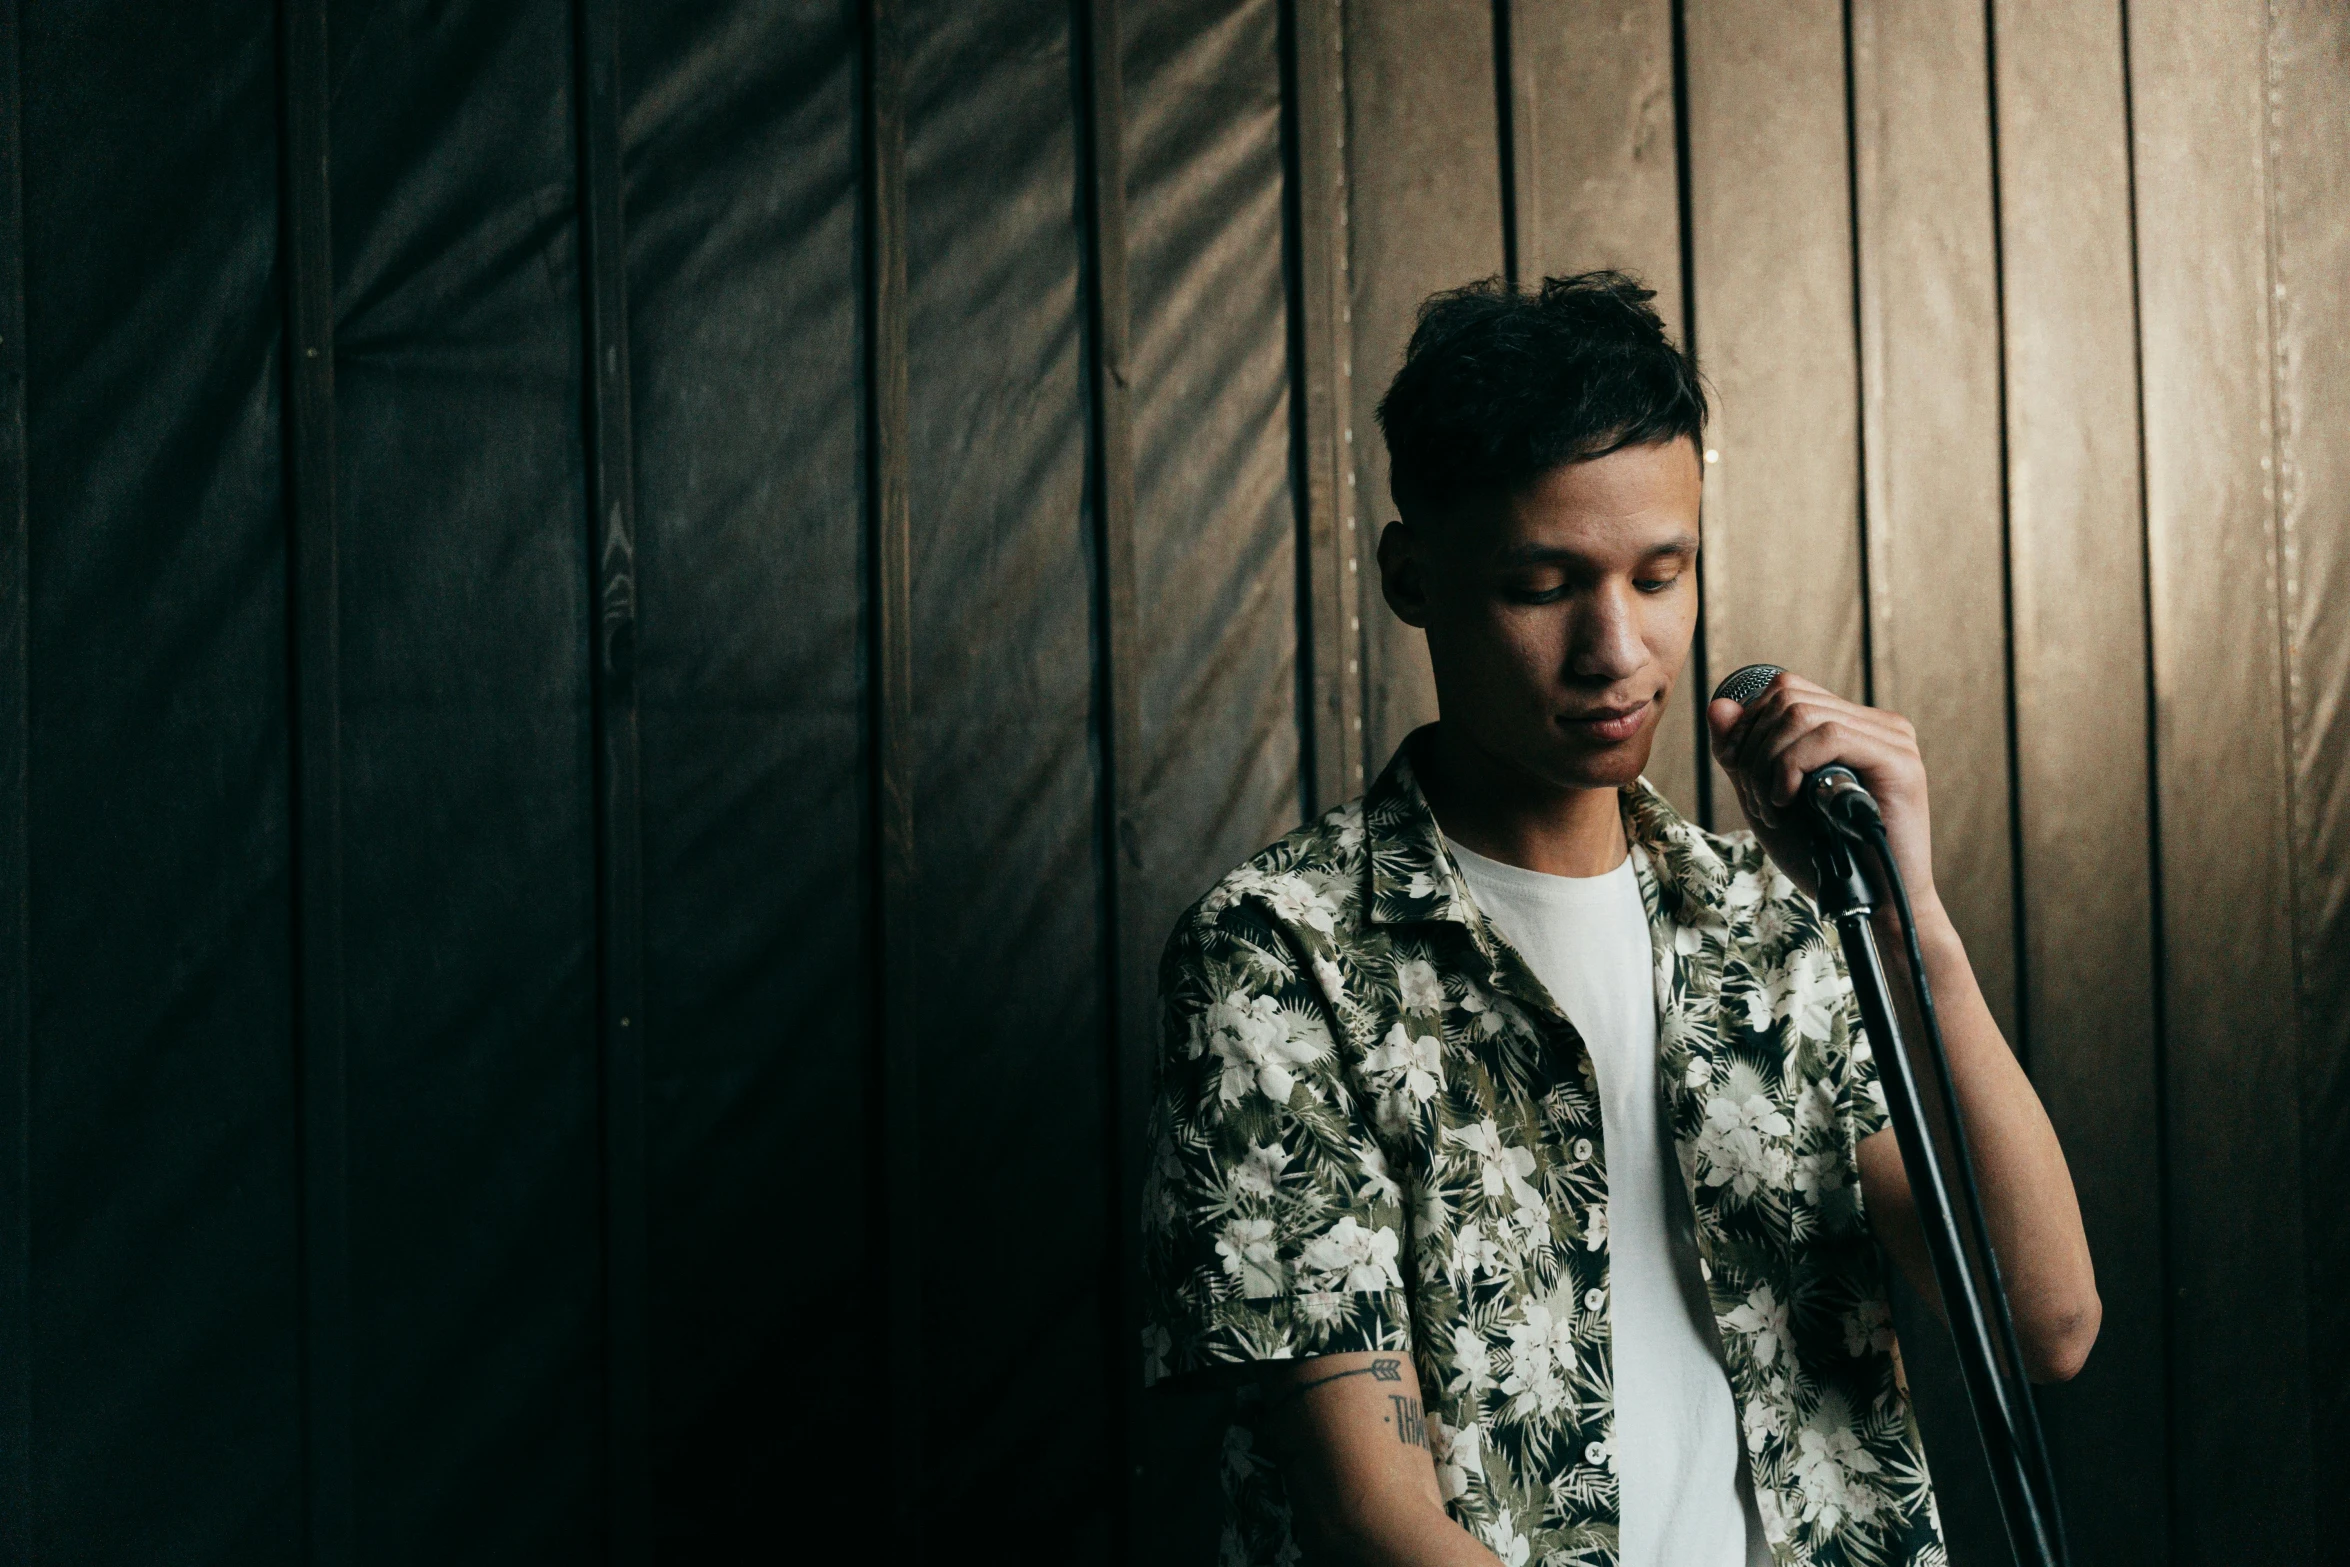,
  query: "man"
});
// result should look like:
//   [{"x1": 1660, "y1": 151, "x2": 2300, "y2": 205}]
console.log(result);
[{"x1": 1138, "y1": 274, "x2": 2098, "y2": 1567}]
